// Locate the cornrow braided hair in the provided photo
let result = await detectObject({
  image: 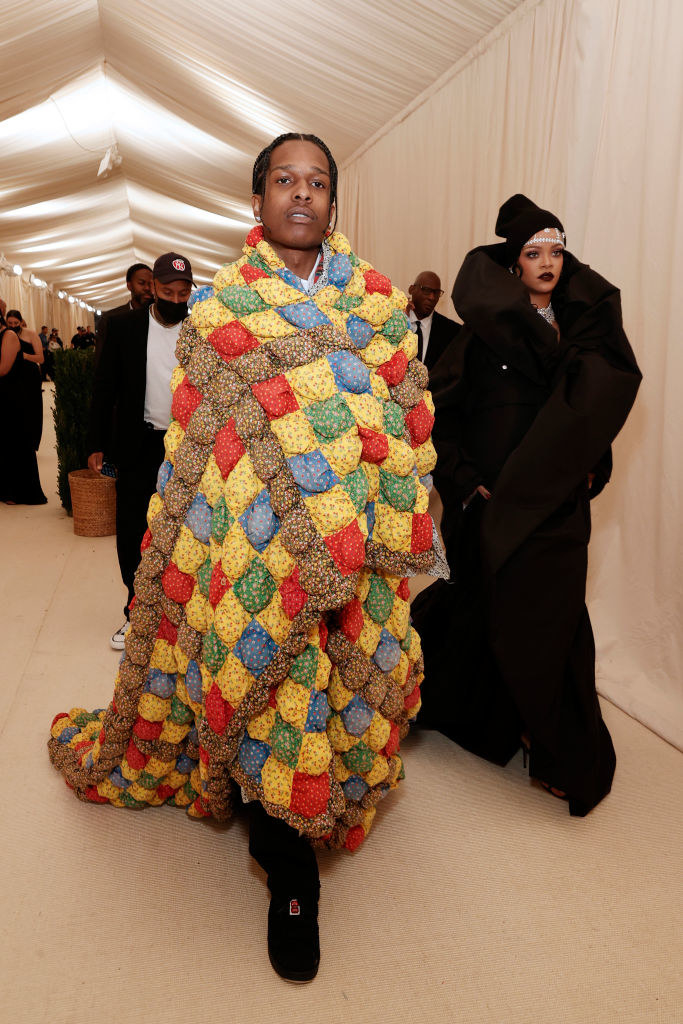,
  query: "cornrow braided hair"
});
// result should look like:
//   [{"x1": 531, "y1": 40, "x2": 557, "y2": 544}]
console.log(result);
[{"x1": 252, "y1": 132, "x2": 339, "y2": 232}]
